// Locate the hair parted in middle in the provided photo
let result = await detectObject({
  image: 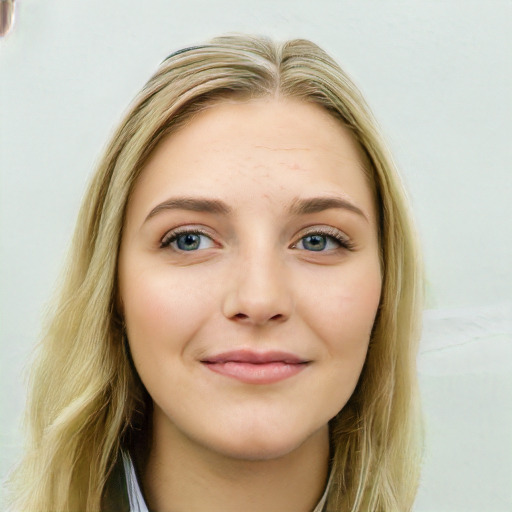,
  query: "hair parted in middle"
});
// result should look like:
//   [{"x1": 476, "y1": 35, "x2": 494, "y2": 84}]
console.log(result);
[{"x1": 10, "y1": 34, "x2": 423, "y2": 512}]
